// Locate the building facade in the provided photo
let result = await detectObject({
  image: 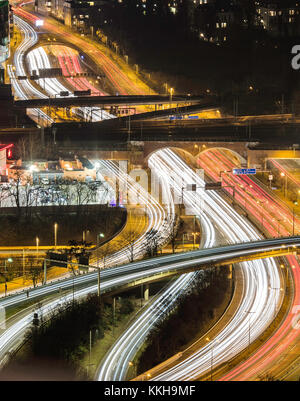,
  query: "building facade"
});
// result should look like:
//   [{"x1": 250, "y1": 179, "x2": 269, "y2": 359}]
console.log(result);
[{"x1": 257, "y1": 0, "x2": 300, "y2": 37}]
